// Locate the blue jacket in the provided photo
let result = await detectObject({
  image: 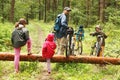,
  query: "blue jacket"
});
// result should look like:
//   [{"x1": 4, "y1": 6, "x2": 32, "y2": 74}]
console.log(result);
[
  {"x1": 56, "y1": 13, "x2": 68, "y2": 38},
  {"x1": 76, "y1": 28, "x2": 84, "y2": 41}
]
